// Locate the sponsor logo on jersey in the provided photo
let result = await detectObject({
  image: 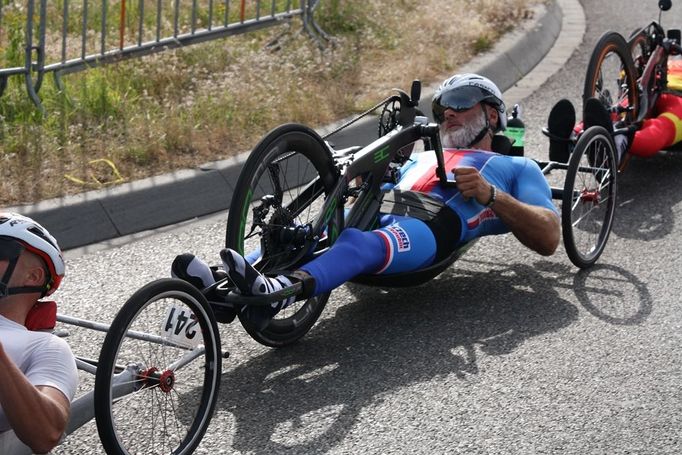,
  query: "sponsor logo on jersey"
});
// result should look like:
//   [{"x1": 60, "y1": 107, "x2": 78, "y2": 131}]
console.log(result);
[
  {"x1": 466, "y1": 207, "x2": 497, "y2": 229},
  {"x1": 386, "y1": 225, "x2": 411, "y2": 252}
]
